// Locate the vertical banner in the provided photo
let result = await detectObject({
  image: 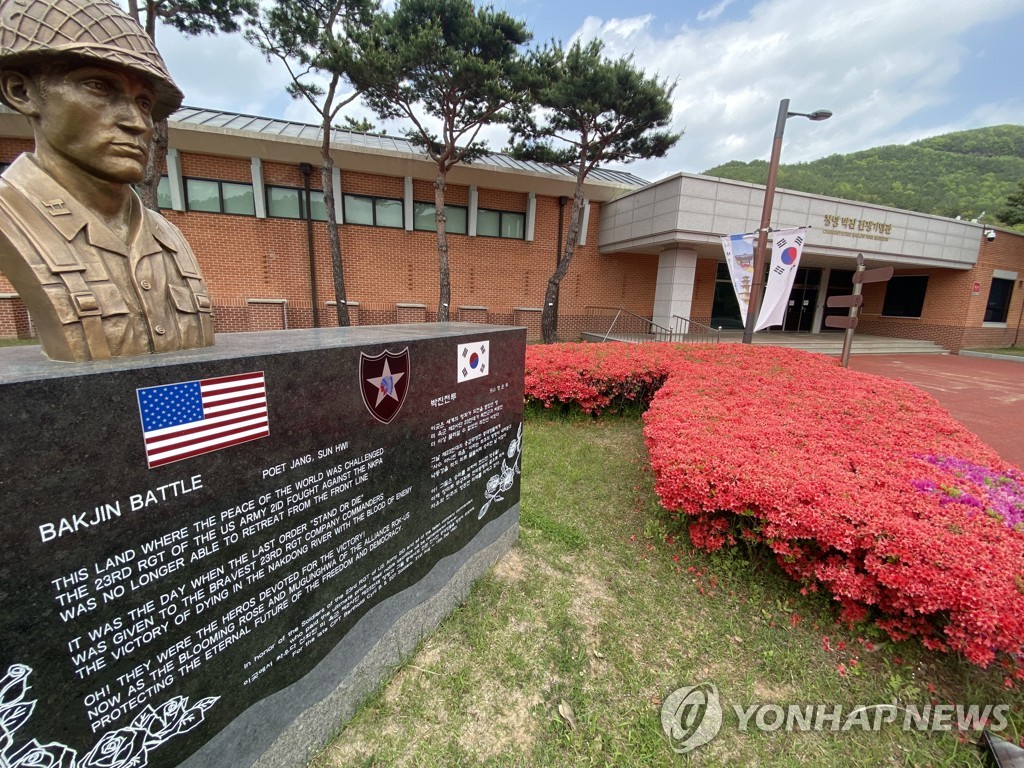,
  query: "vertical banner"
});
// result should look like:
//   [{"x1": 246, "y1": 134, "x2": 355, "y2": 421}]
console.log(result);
[
  {"x1": 755, "y1": 227, "x2": 807, "y2": 332},
  {"x1": 719, "y1": 233, "x2": 756, "y2": 322}
]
